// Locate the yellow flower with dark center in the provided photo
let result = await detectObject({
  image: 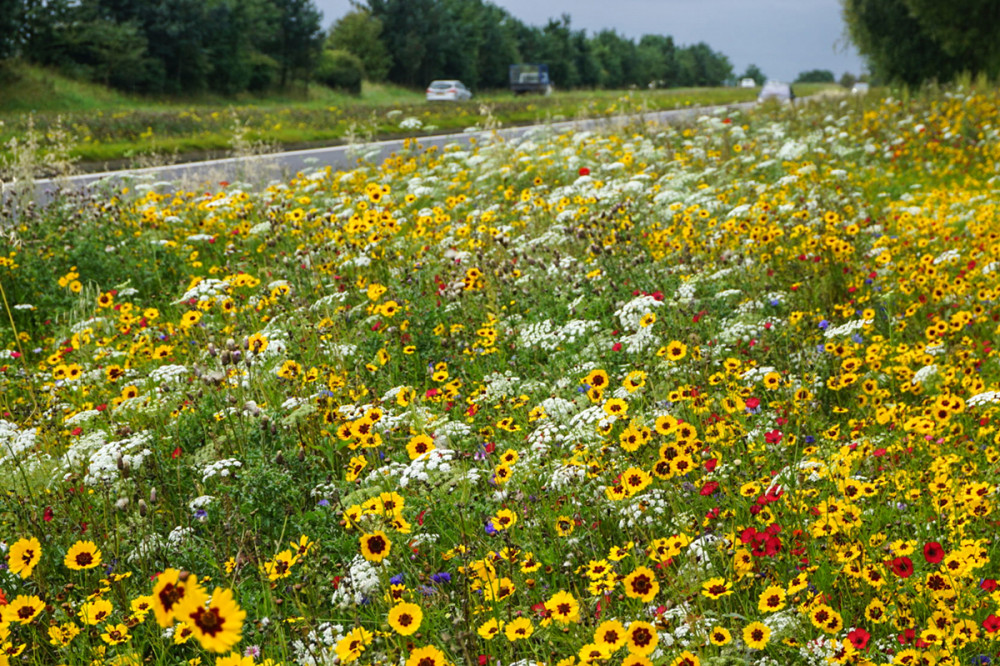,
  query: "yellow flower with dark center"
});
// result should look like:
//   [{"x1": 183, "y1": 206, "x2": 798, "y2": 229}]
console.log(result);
[
  {"x1": 6, "y1": 595, "x2": 45, "y2": 624},
  {"x1": 622, "y1": 655, "x2": 653, "y2": 666},
  {"x1": 262, "y1": 550, "x2": 298, "y2": 581},
  {"x1": 359, "y1": 531, "x2": 392, "y2": 563},
  {"x1": 8, "y1": 537, "x2": 41, "y2": 578},
  {"x1": 47, "y1": 622, "x2": 81, "y2": 647},
  {"x1": 593, "y1": 619, "x2": 627, "y2": 651},
  {"x1": 623, "y1": 567, "x2": 659, "y2": 602},
  {"x1": 700, "y1": 577, "x2": 732, "y2": 599},
  {"x1": 336, "y1": 627, "x2": 372, "y2": 663},
  {"x1": 709, "y1": 626, "x2": 732, "y2": 645},
  {"x1": 545, "y1": 590, "x2": 580, "y2": 624},
  {"x1": 101, "y1": 623, "x2": 131, "y2": 645},
  {"x1": 477, "y1": 618, "x2": 504, "y2": 639},
  {"x1": 758, "y1": 585, "x2": 786, "y2": 613},
  {"x1": 406, "y1": 434, "x2": 435, "y2": 460},
  {"x1": 669, "y1": 650, "x2": 700, "y2": 666},
  {"x1": 175, "y1": 582, "x2": 245, "y2": 653},
  {"x1": 151, "y1": 569, "x2": 197, "y2": 627},
  {"x1": 404, "y1": 645, "x2": 447, "y2": 666},
  {"x1": 491, "y1": 509, "x2": 517, "y2": 531},
  {"x1": 215, "y1": 652, "x2": 255, "y2": 666},
  {"x1": 504, "y1": 617, "x2": 533, "y2": 641},
  {"x1": 64, "y1": 540, "x2": 102, "y2": 571},
  {"x1": 625, "y1": 621, "x2": 658, "y2": 656},
  {"x1": 603, "y1": 398, "x2": 628, "y2": 417},
  {"x1": 387, "y1": 601, "x2": 422, "y2": 636},
  {"x1": 743, "y1": 621, "x2": 771, "y2": 649},
  {"x1": 79, "y1": 598, "x2": 113, "y2": 625}
]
